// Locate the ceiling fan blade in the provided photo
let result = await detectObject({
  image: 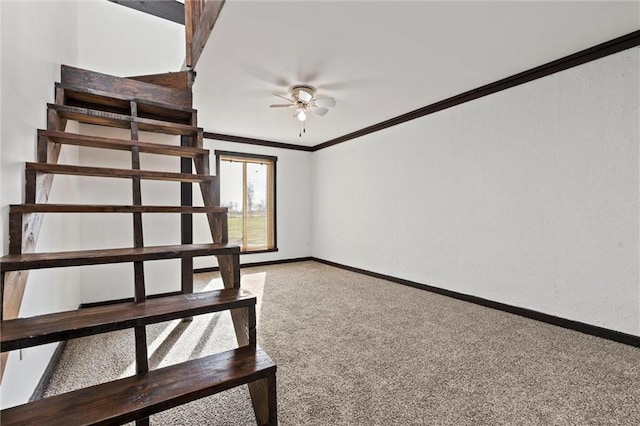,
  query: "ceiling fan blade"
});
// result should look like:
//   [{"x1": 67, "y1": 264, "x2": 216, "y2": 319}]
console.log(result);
[
  {"x1": 273, "y1": 93, "x2": 294, "y2": 102},
  {"x1": 297, "y1": 89, "x2": 313, "y2": 103},
  {"x1": 314, "y1": 97, "x2": 336, "y2": 108},
  {"x1": 312, "y1": 106, "x2": 329, "y2": 116},
  {"x1": 269, "y1": 104, "x2": 294, "y2": 108}
]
